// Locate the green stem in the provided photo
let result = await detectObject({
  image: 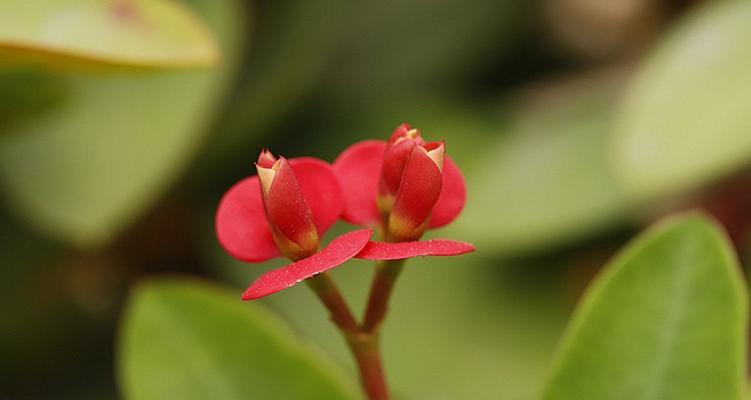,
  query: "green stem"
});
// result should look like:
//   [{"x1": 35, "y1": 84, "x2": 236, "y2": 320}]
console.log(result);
[{"x1": 362, "y1": 260, "x2": 405, "y2": 334}]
